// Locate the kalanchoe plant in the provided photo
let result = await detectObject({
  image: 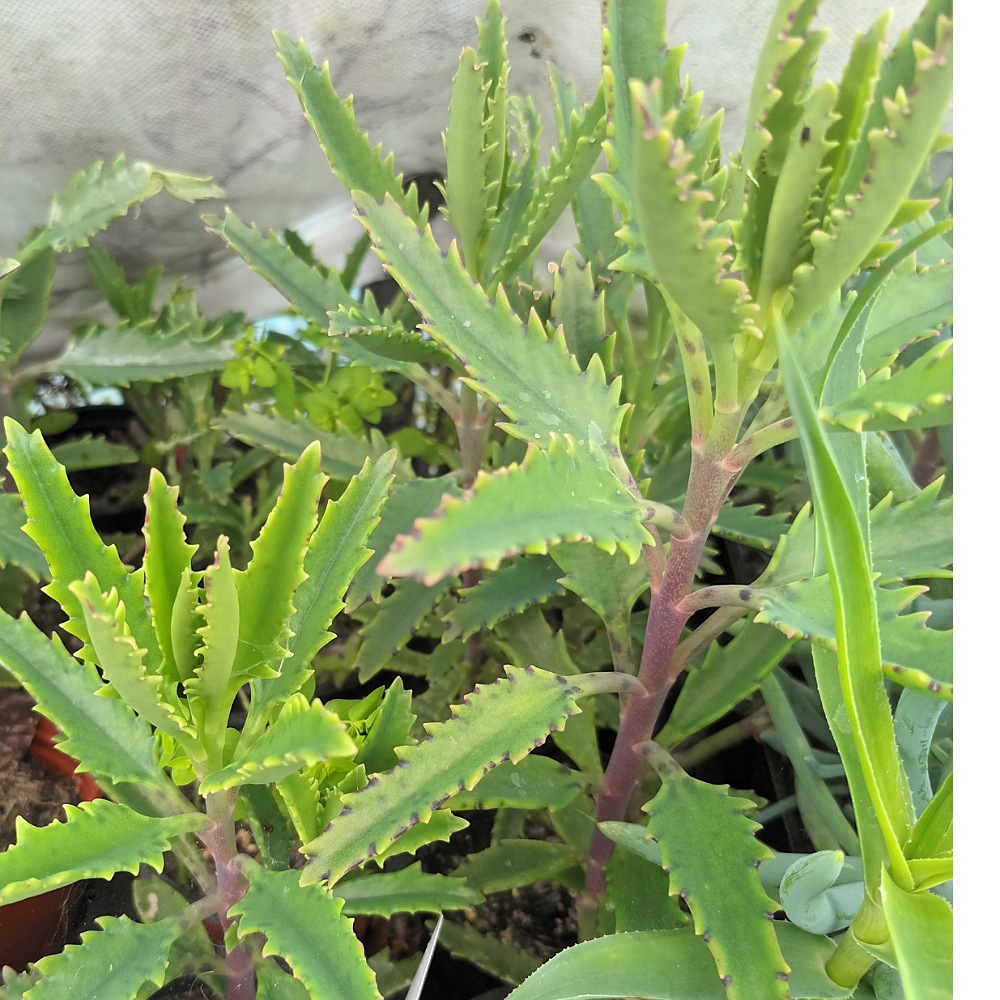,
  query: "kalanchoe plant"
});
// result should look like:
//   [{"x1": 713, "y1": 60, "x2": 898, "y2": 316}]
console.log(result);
[{"x1": 1, "y1": 0, "x2": 952, "y2": 997}]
